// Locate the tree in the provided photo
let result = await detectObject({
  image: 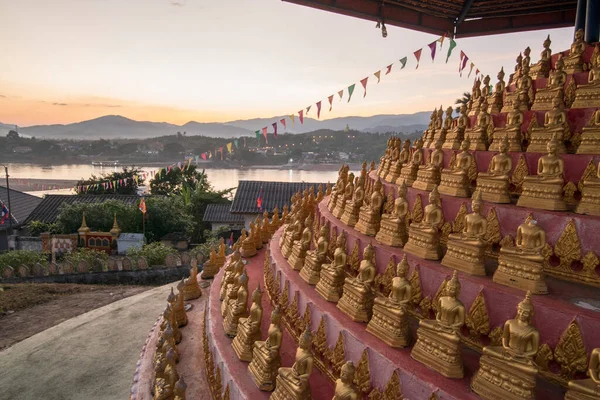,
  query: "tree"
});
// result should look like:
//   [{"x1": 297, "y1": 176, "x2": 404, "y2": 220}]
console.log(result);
[
  {"x1": 149, "y1": 164, "x2": 210, "y2": 195},
  {"x1": 455, "y1": 91, "x2": 471, "y2": 114},
  {"x1": 75, "y1": 167, "x2": 142, "y2": 195},
  {"x1": 188, "y1": 185, "x2": 234, "y2": 242},
  {"x1": 7, "y1": 130, "x2": 19, "y2": 140}
]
